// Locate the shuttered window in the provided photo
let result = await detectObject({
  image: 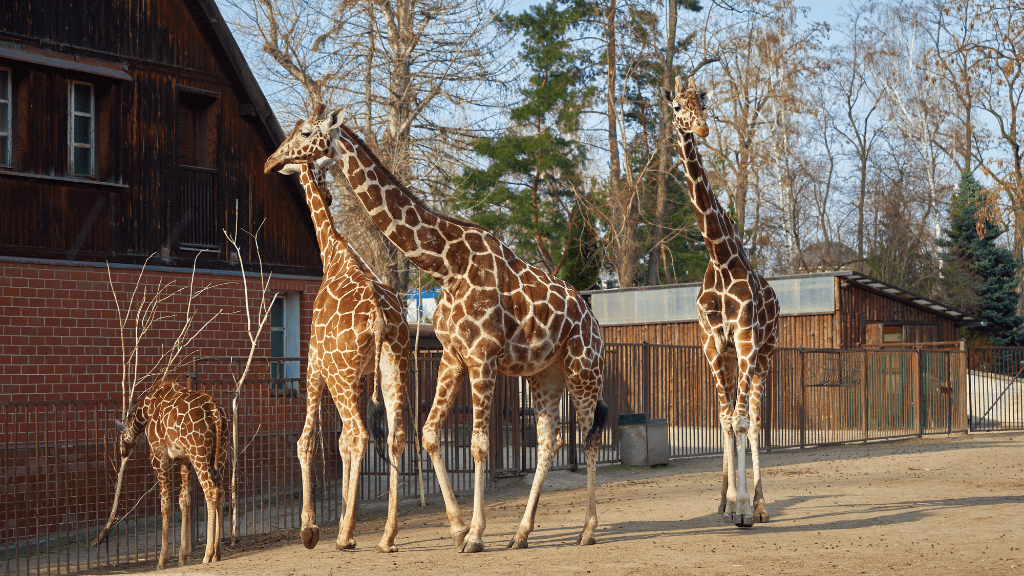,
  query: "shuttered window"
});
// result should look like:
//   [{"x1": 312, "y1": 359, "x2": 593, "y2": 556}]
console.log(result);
[
  {"x1": 177, "y1": 100, "x2": 198, "y2": 165},
  {"x1": 69, "y1": 81, "x2": 94, "y2": 177},
  {"x1": 0, "y1": 68, "x2": 10, "y2": 167}
]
